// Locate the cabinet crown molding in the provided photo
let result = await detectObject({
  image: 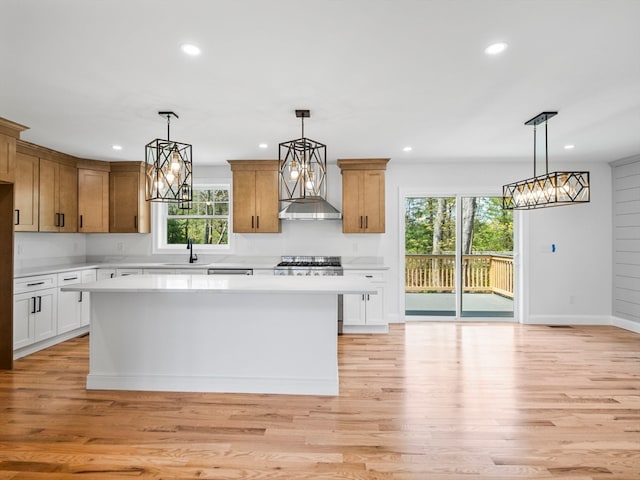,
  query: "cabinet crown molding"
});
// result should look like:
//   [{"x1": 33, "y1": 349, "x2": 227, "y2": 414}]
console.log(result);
[
  {"x1": 0, "y1": 117, "x2": 29, "y2": 138},
  {"x1": 337, "y1": 158, "x2": 390, "y2": 171}
]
